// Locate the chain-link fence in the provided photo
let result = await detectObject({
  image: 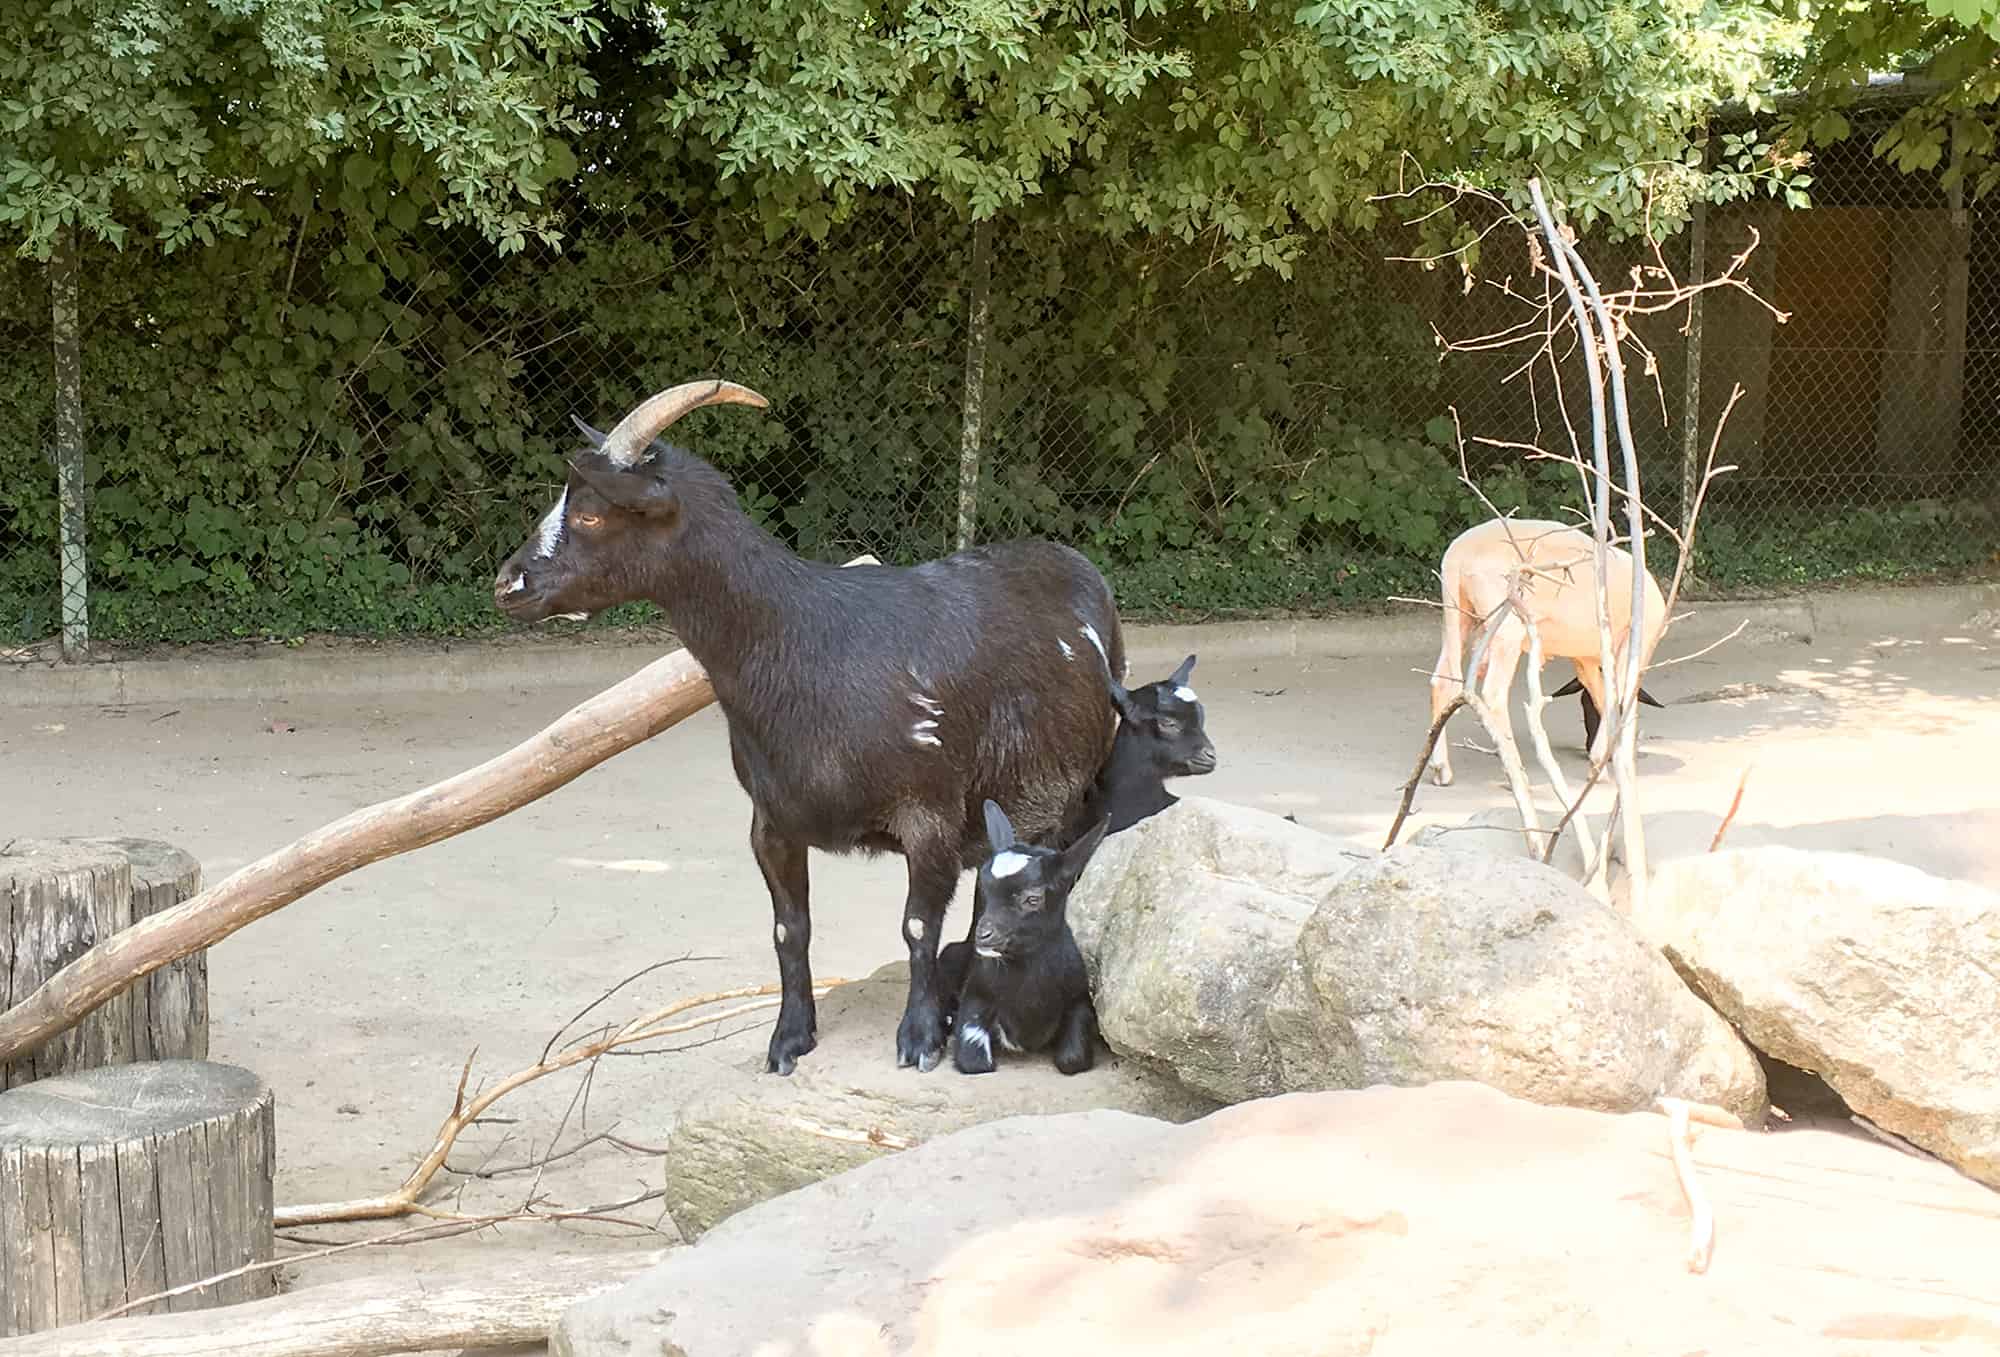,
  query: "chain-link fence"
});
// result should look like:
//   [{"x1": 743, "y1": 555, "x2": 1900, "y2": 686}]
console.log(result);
[{"x1": 2, "y1": 115, "x2": 1996, "y2": 660}]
